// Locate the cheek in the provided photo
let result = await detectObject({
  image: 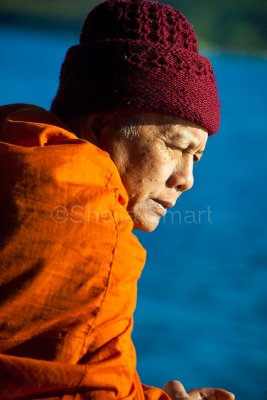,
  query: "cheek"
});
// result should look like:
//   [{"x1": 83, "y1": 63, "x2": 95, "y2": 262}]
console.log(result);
[
  {"x1": 145, "y1": 148, "x2": 175, "y2": 178},
  {"x1": 130, "y1": 149, "x2": 174, "y2": 187}
]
